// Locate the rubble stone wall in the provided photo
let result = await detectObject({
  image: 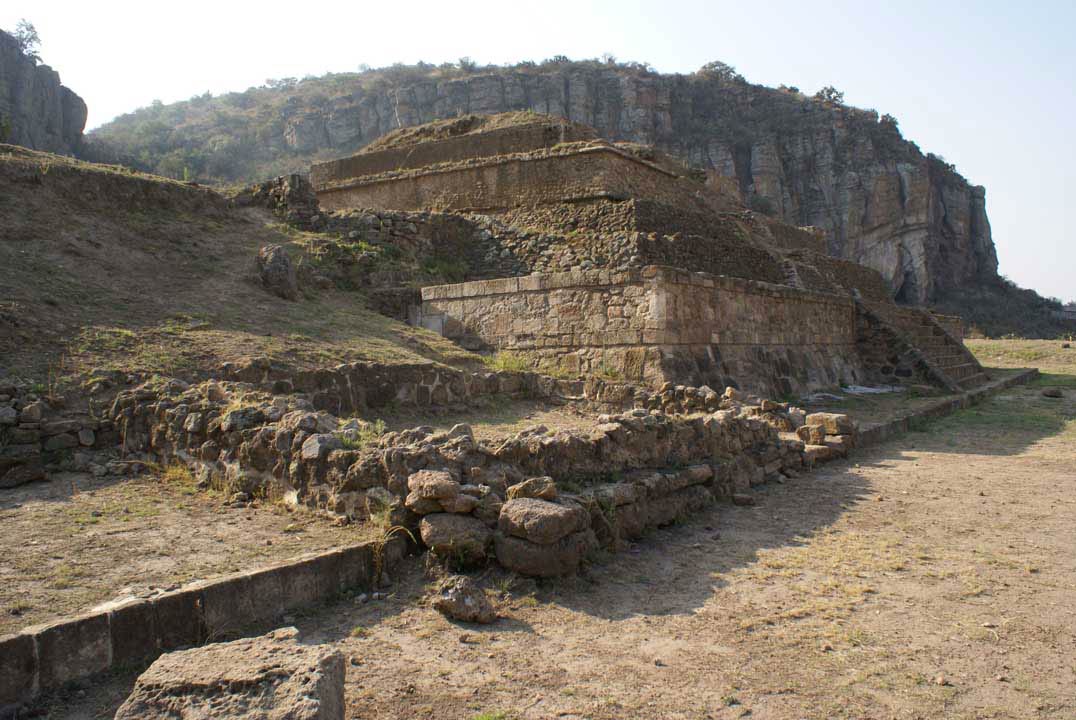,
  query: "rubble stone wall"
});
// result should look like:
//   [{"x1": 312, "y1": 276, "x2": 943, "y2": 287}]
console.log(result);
[{"x1": 107, "y1": 380, "x2": 807, "y2": 529}]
